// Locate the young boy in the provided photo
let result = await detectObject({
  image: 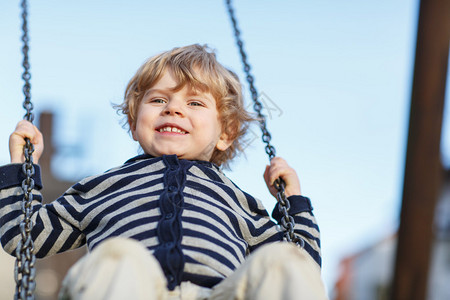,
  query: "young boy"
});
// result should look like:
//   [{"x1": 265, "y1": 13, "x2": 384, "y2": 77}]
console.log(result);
[{"x1": 1, "y1": 44, "x2": 327, "y2": 299}]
